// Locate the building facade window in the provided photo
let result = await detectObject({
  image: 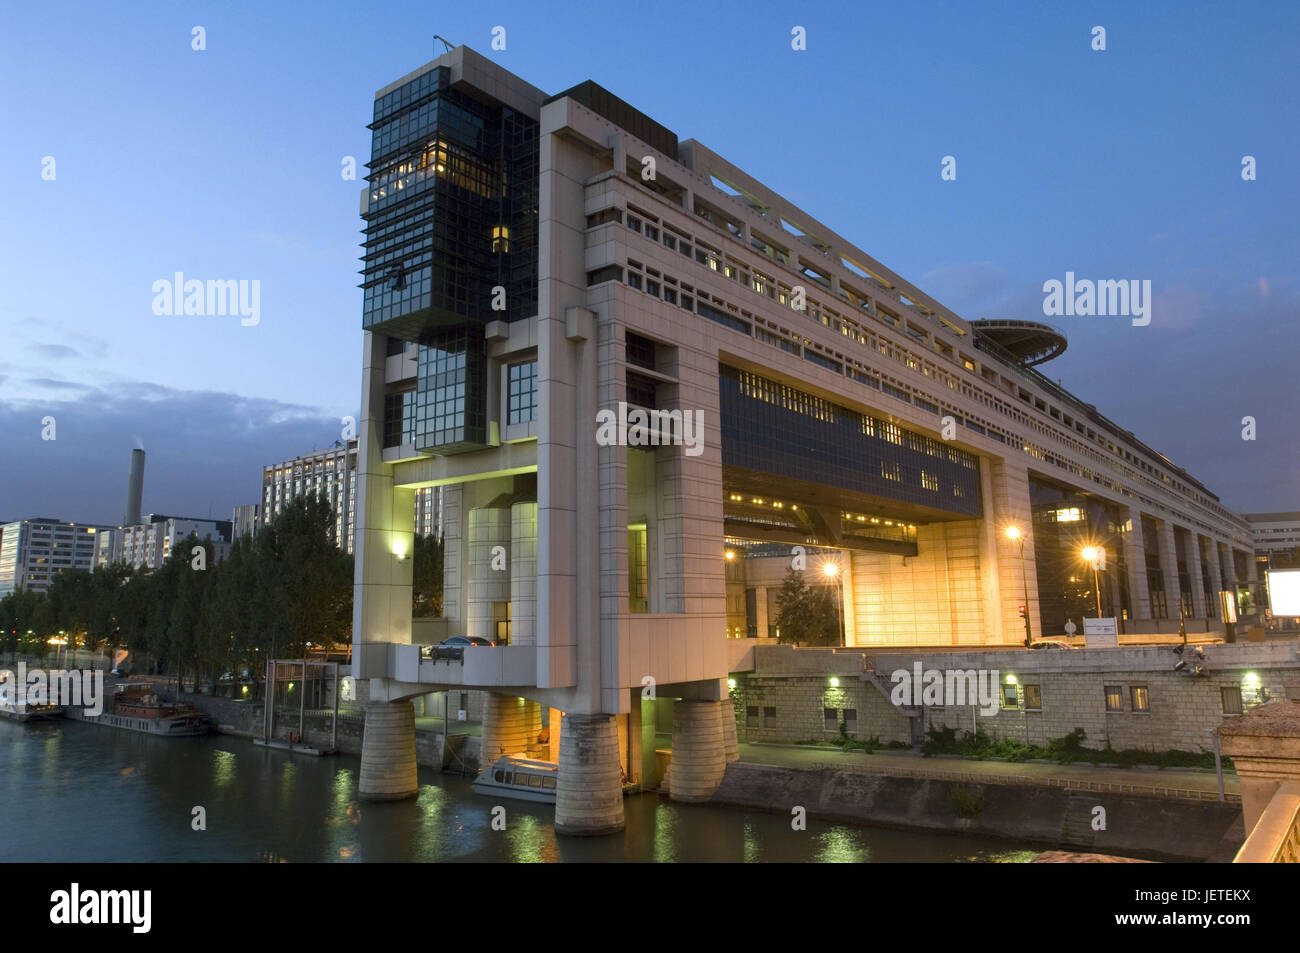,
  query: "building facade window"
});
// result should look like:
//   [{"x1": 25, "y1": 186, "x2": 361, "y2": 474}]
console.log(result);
[
  {"x1": 1023, "y1": 684, "x2": 1042, "y2": 710},
  {"x1": 1130, "y1": 685, "x2": 1150, "y2": 713},
  {"x1": 763, "y1": 706, "x2": 776, "y2": 728},
  {"x1": 1221, "y1": 686, "x2": 1243, "y2": 715},
  {"x1": 1001, "y1": 684, "x2": 1019, "y2": 709},
  {"x1": 507, "y1": 360, "x2": 537, "y2": 425},
  {"x1": 1104, "y1": 685, "x2": 1124, "y2": 712}
]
